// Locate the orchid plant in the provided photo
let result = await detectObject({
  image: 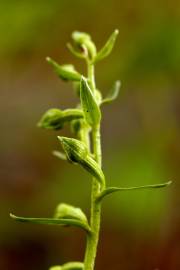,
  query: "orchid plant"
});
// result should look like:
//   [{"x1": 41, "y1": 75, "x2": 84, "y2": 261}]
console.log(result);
[{"x1": 10, "y1": 30, "x2": 171, "y2": 270}]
